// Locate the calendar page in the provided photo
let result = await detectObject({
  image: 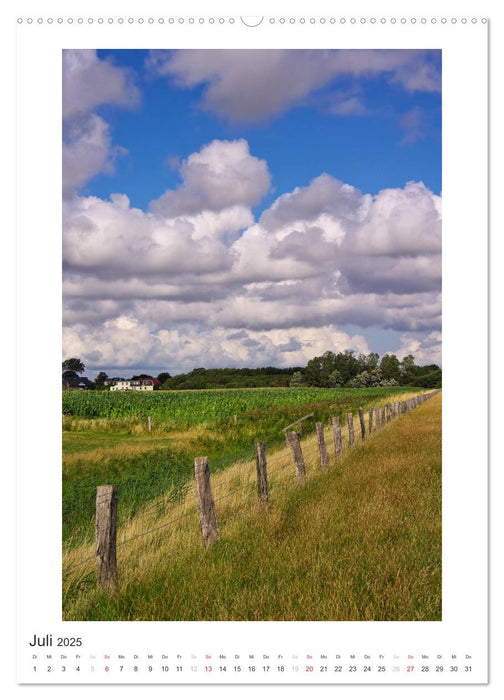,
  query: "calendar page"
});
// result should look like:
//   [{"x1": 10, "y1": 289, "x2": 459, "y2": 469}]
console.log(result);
[{"x1": 14, "y1": 0, "x2": 490, "y2": 690}]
